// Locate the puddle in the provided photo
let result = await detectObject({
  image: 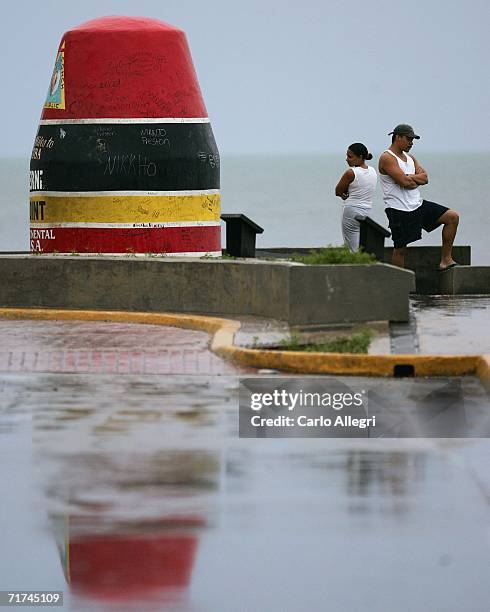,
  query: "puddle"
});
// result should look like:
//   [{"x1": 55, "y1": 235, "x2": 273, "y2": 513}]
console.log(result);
[
  {"x1": 0, "y1": 372, "x2": 488, "y2": 611},
  {"x1": 412, "y1": 295, "x2": 490, "y2": 354}
]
